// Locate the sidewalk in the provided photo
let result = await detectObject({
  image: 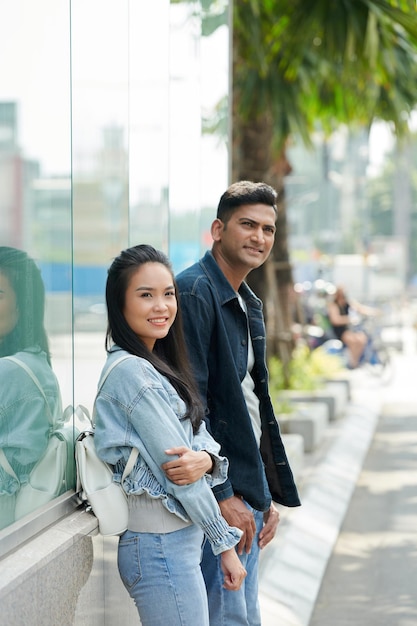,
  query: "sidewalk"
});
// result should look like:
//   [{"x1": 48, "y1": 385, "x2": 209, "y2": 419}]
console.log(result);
[
  {"x1": 309, "y1": 398, "x2": 417, "y2": 626},
  {"x1": 259, "y1": 335, "x2": 416, "y2": 626}
]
